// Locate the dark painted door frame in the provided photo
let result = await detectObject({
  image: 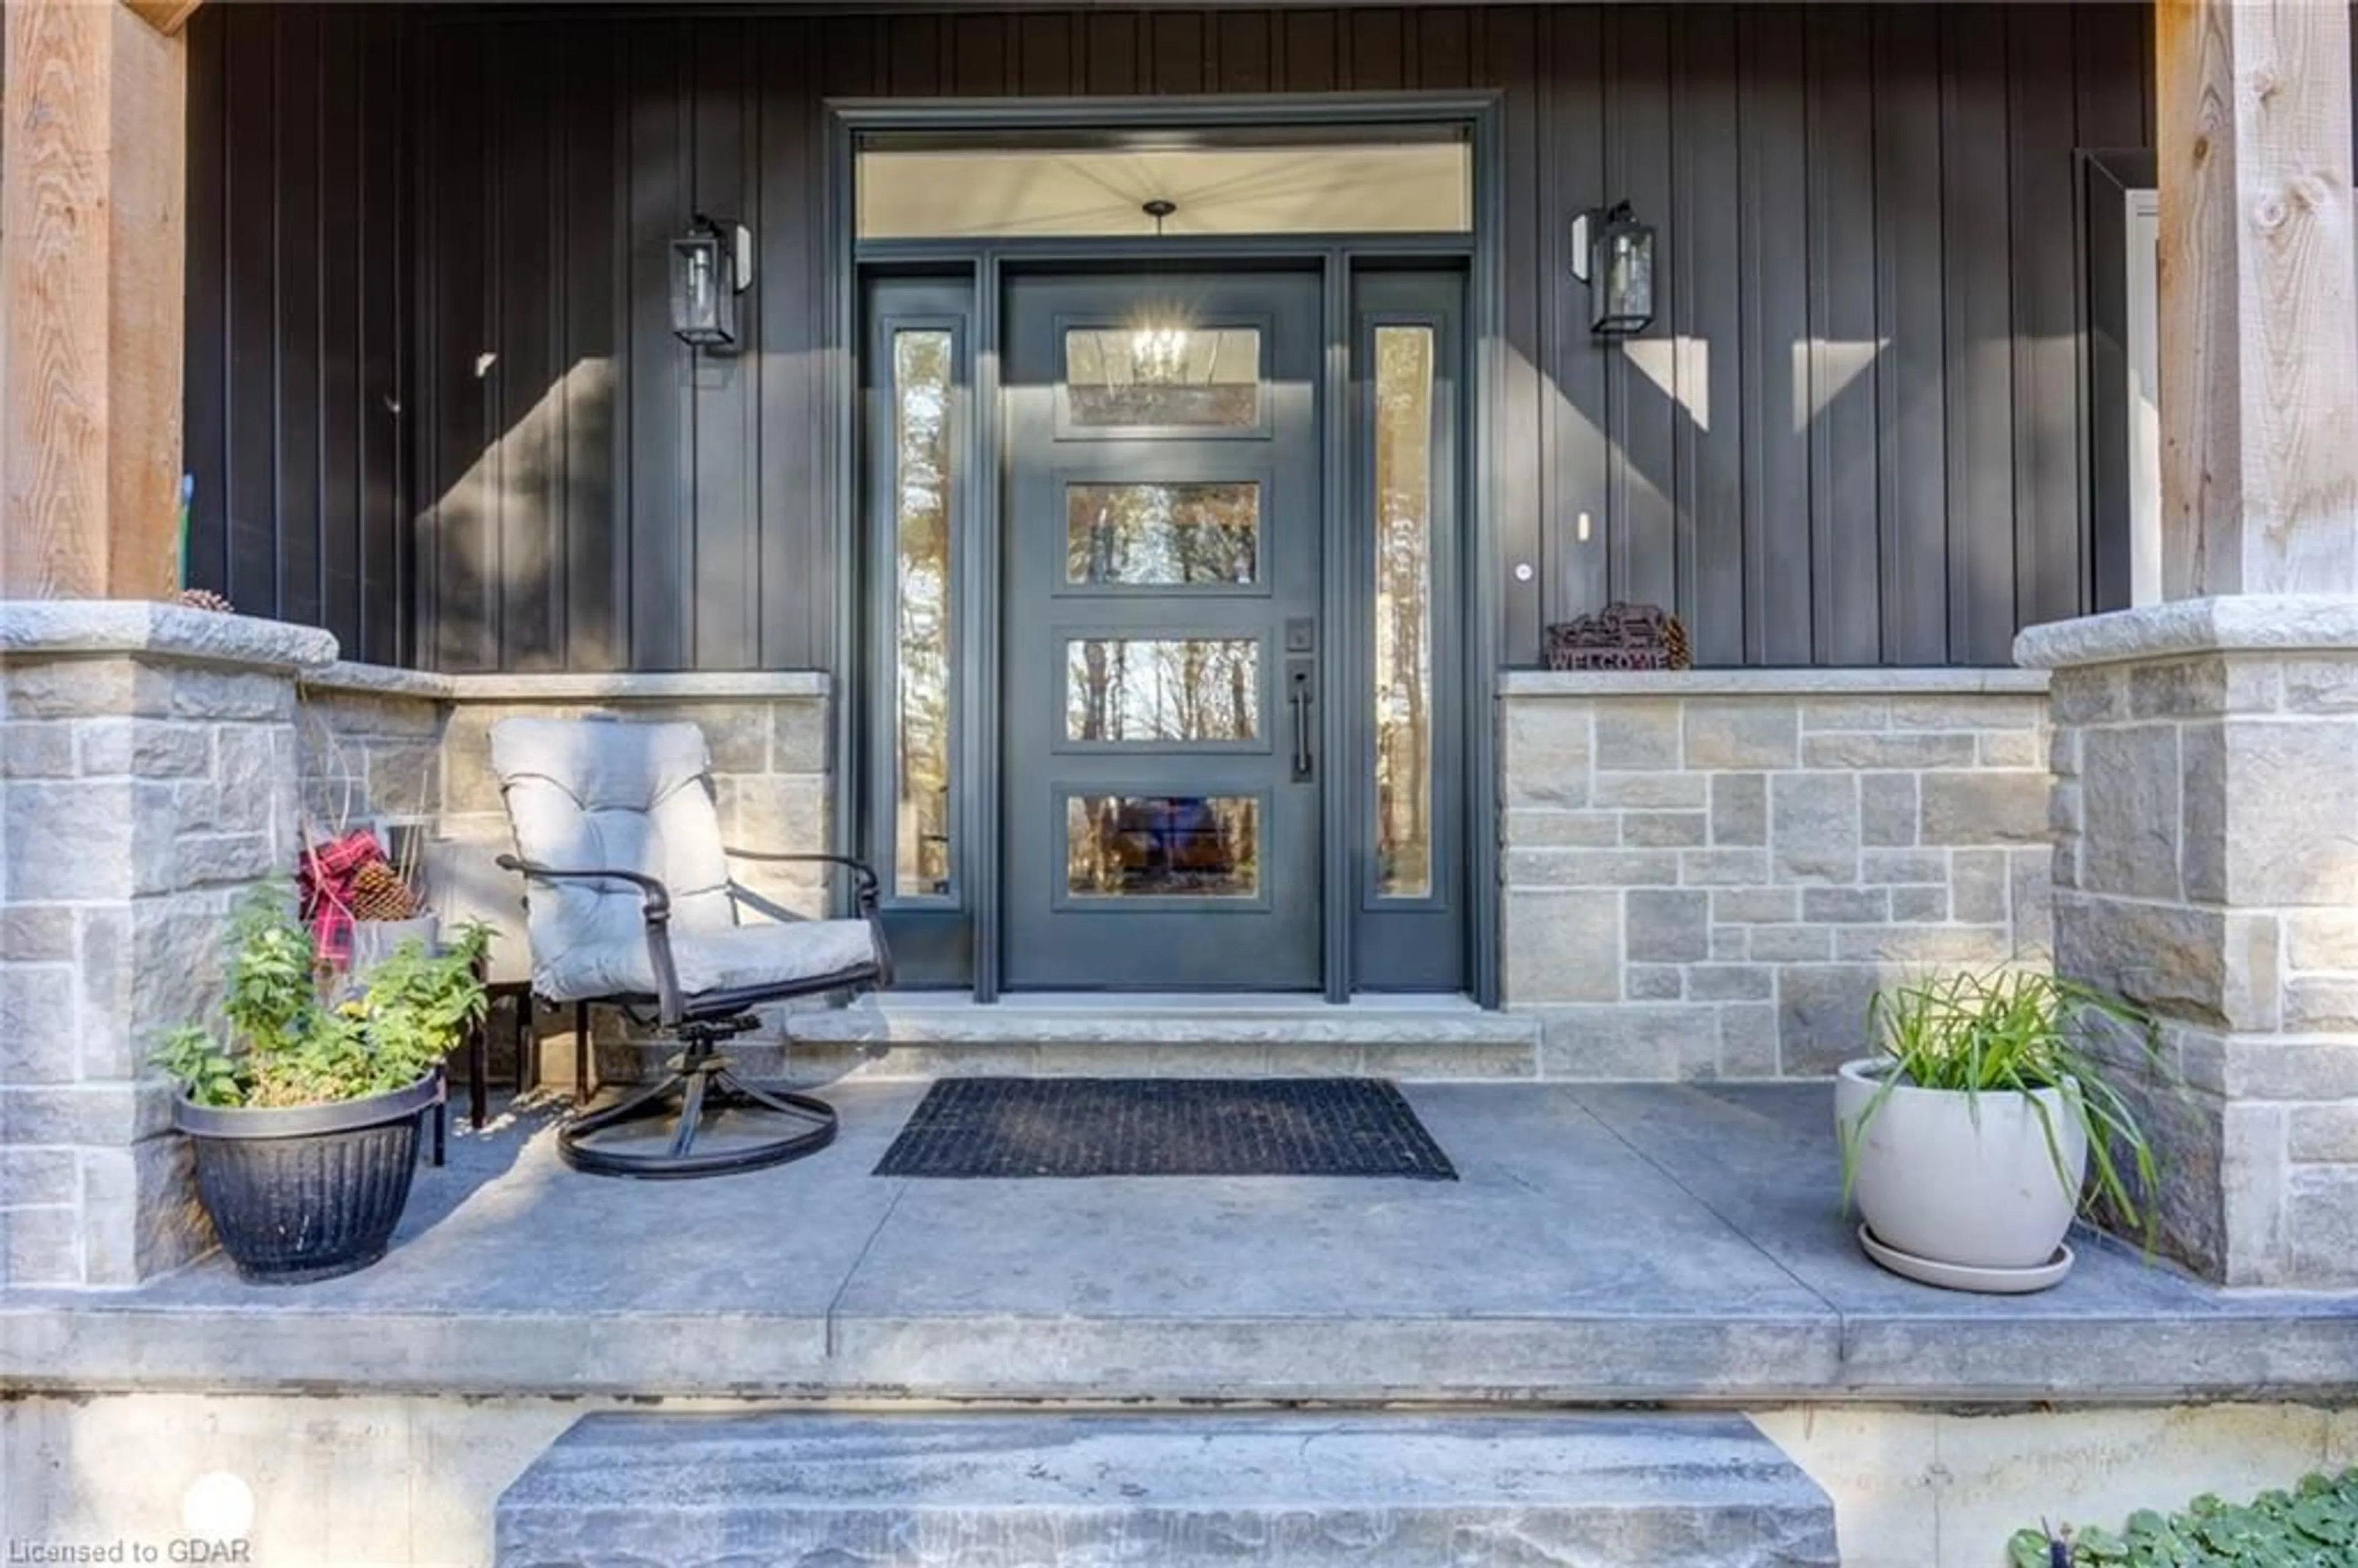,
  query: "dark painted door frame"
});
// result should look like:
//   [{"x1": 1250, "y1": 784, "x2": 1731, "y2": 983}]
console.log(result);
[{"x1": 827, "y1": 93, "x2": 1504, "y2": 1006}]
